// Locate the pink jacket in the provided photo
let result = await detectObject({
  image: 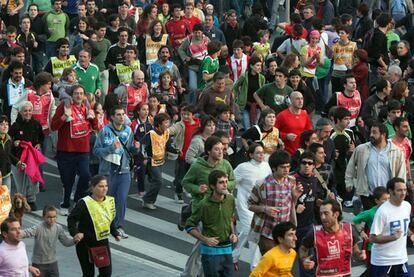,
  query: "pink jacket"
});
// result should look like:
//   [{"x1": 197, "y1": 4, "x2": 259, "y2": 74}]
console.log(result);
[{"x1": 19, "y1": 141, "x2": 46, "y2": 184}]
